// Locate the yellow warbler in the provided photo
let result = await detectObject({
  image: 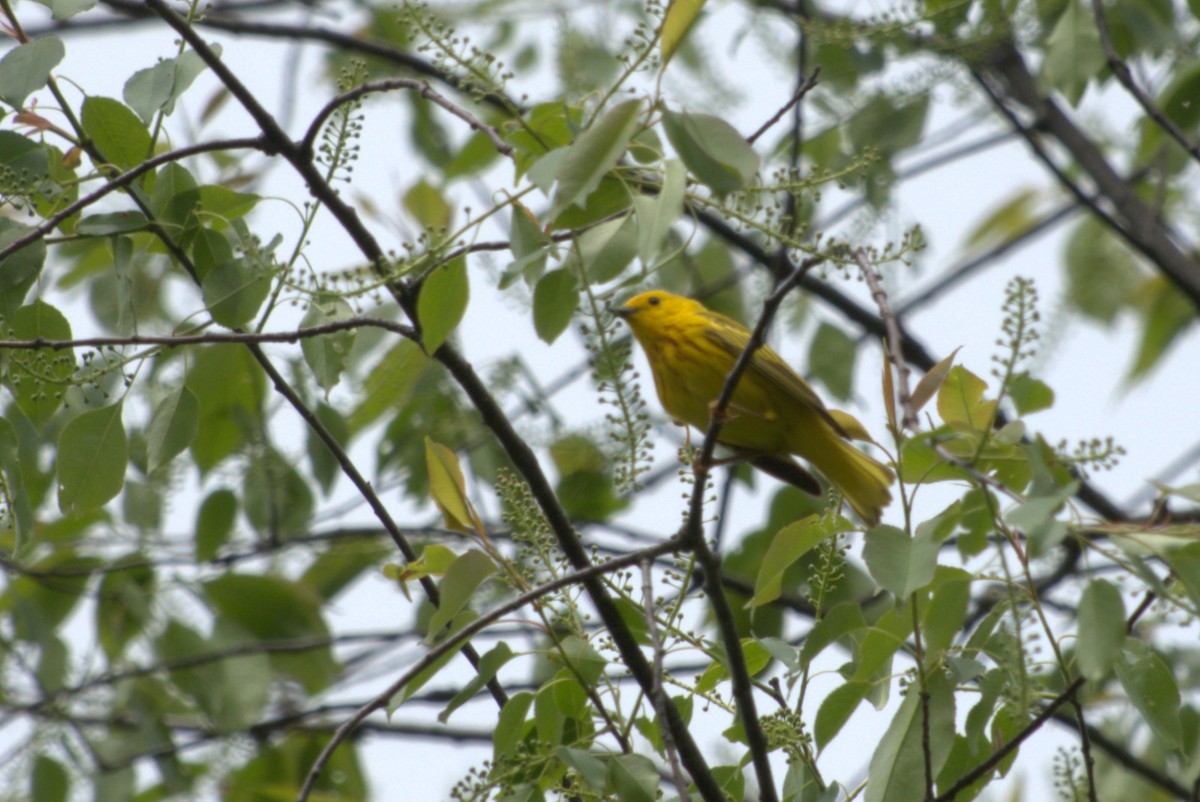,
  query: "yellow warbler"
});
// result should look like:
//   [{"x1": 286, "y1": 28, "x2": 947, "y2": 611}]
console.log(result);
[{"x1": 613, "y1": 290, "x2": 894, "y2": 526}]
